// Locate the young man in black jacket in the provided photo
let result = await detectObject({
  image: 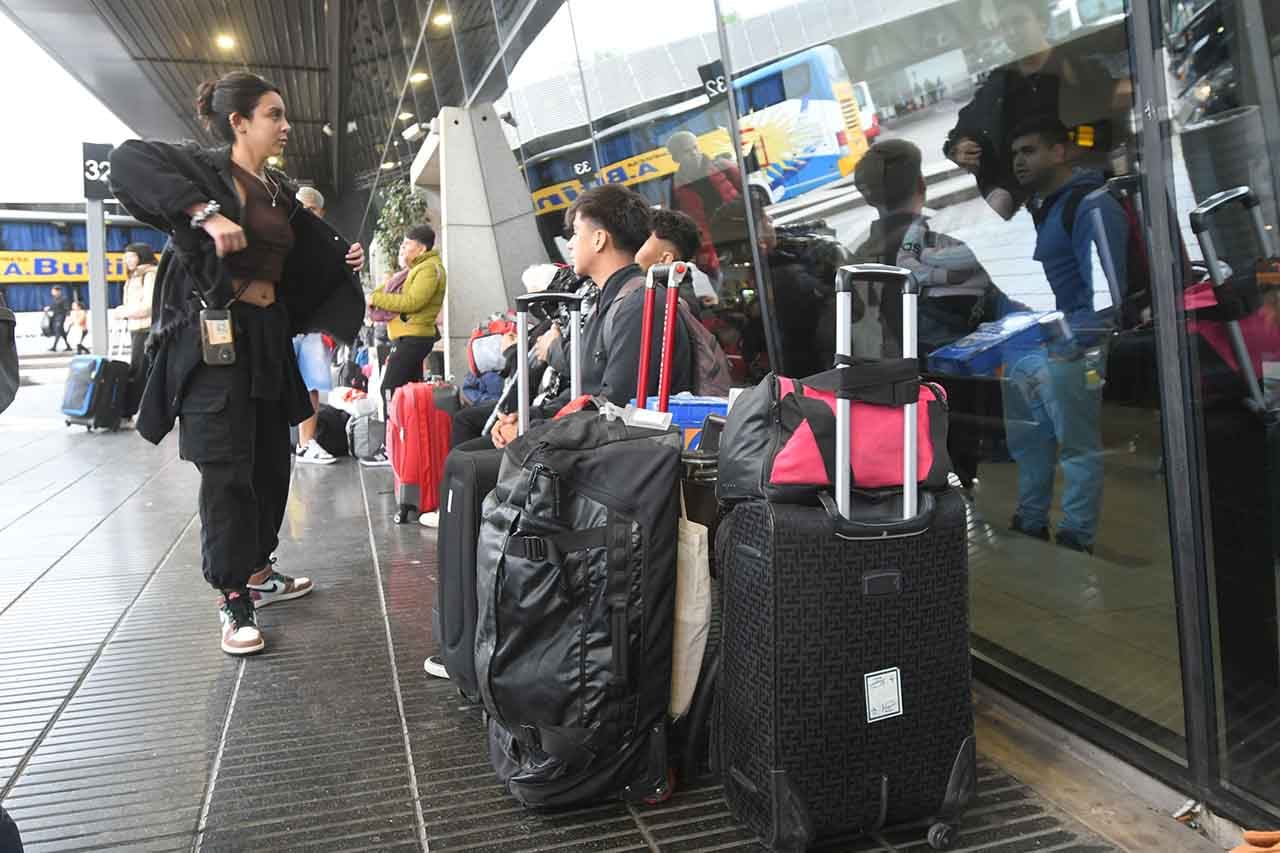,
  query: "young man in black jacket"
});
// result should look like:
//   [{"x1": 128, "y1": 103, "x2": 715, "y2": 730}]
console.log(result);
[{"x1": 460, "y1": 185, "x2": 693, "y2": 451}]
